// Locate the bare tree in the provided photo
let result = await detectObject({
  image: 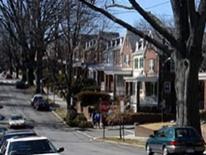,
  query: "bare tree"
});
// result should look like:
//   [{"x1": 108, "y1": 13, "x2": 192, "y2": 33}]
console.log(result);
[
  {"x1": 26, "y1": 0, "x2": 63, "y2": 93},
  {"x1": 57, "y1": 0, "x2": 99, "y2": 120},
  {"x1": 79, "y1": 0, "x2": 206, "y2": 133},
  {"x1": 0, "y1": 0, "x2": 32, "y2": 82},
  {"x1": 0, "y1": 0, "x2": 64, "y2": 91}
]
